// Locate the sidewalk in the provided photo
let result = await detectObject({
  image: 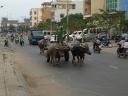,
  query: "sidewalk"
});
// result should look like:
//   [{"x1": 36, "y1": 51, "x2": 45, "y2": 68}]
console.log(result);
[{"x1": 0, "y1": 38, "x2": 28, "y2": 96}]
